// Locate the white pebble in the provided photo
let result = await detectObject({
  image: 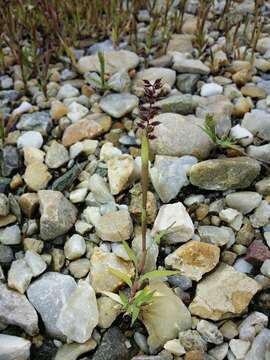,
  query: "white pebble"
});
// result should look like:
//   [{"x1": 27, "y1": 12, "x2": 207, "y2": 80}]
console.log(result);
[
  {"x1": 201, "y1": 83, "x2": 223, "y2": 97},
  {"x1": 17, "y1": 131, "x2": 43, "y2": 149},
  {"x1": 69, "y1": 188, "x2": 88, "y2": 203}
]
